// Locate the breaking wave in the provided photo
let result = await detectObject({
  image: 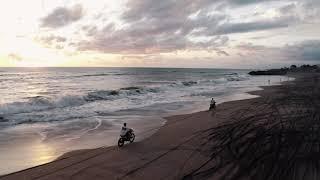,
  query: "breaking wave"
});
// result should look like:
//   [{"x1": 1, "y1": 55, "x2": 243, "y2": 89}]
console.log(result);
[
  {"x1": 0, "y1": 86, "x2": 160, "y2": 116},
  {"x1": 72, "y1": 72, "x2": 136, "y2": 78},
  {"x1": 181, "y1": 81, "x2": 198, "y2": 86},
  {"x1": 226, "y1": 74, "x2": 250, "y2": 81},
  {"x1": 85, "y1": 86, "x2": 160, "y2": 101}
]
